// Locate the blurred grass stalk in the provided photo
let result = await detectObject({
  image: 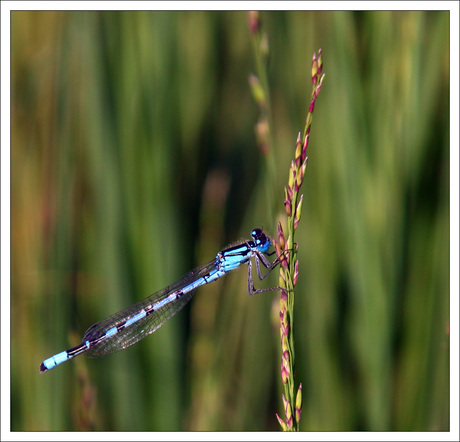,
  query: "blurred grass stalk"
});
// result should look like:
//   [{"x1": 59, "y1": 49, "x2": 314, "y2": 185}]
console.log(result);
[{"x1": 247, "y1": 11, "x2": 279, "y2": 221}]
